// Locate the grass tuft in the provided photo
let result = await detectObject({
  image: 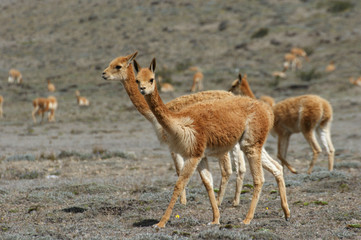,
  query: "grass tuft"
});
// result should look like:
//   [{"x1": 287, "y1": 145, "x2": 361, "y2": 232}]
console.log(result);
[
  {"x1": 297, "y1": 68, "x2": 322, "y2": 82},
  {"x1": 251, "y1": 28, "x2": 269, "y2": 39},
  {"x1": 347, "y1": 224, "x2": 361, "y2": 228},
  {"x1": 327, "y1": 1, "x2": 354, "y2": 13}
]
